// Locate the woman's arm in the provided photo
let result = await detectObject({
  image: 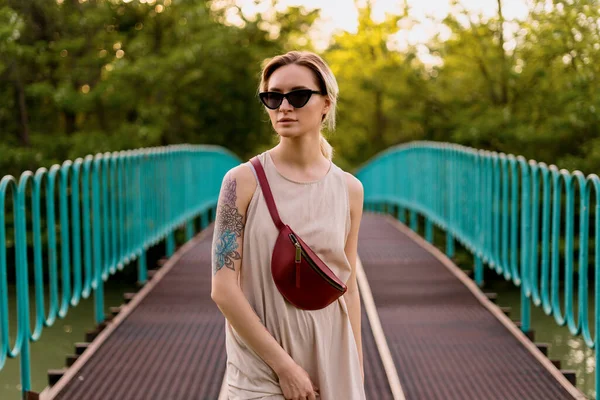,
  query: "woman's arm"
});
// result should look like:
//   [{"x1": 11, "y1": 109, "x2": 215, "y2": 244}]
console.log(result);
[
  {"x1": 210, "y1": 165, "x2": 318, "y2": 398},
  {"x1": 211, "y1": 165, "x2": 294, "y2": 374},
  {"x1": 344, "y1": 173, "x2": 365, "y2": 381}
]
